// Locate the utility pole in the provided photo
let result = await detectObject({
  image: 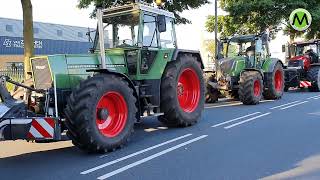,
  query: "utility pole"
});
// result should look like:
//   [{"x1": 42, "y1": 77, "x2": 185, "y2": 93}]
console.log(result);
[{"x1": 214, "y1": 0, "x2": 220, "y2": 76}]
